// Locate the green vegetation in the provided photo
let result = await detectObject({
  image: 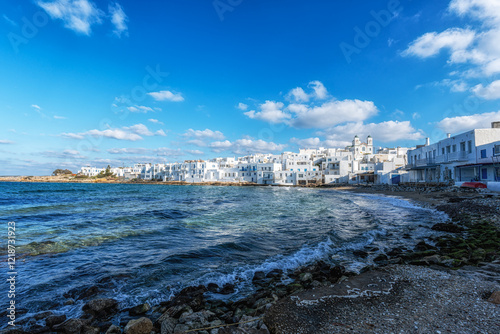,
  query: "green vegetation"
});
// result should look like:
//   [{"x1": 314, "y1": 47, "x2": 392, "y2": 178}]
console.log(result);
[
  {"x1": 52, "y1": 169, "x2": 73, "y2": 176},
  {"x1": 96, "y1": 165, "x2": 115, "y2": 178}
]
